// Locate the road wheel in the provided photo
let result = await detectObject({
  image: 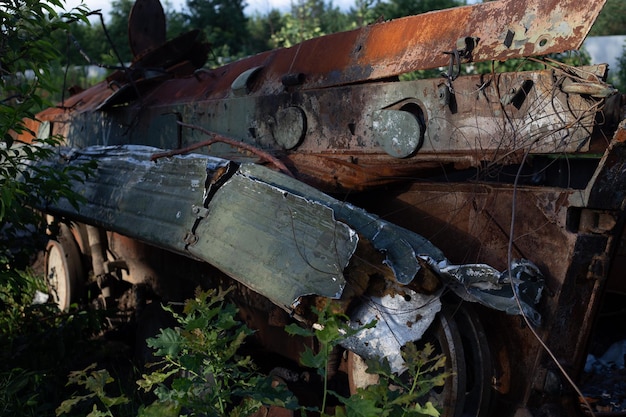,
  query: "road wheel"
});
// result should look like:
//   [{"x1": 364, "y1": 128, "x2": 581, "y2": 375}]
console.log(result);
[
  {"x1": 45, "y1": 223, "x2": 83, "y2": 310},
  {"x1": 453, "y1": 304, "x2": 496, "y2": 416},
  {"x1": 347, "y1": 305, "x2": 493, "y2": 417}
]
